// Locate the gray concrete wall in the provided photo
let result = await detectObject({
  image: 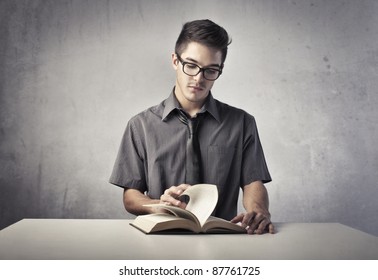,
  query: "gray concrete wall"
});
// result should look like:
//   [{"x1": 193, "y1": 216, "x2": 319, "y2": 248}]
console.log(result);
[{"x1": 1, "y1": 0, "x2": 377, "y2": 236}]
